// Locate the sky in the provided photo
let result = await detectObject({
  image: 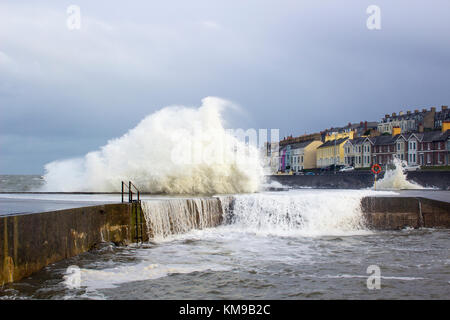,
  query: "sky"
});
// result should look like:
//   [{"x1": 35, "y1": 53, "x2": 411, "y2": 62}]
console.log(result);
[{"x1": 1, "y1": 0, "x2": 450, "y2": 174}]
